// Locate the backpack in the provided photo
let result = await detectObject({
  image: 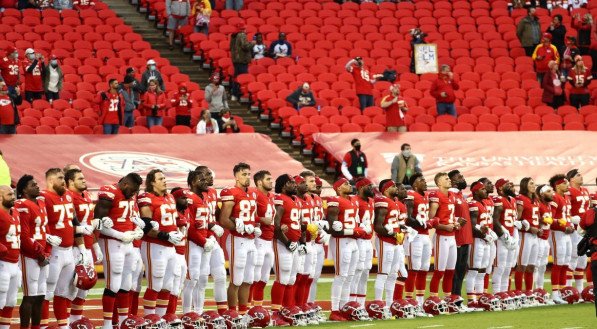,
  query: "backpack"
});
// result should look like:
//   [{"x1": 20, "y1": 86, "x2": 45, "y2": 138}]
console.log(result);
[{"x1": 170, "y1": 0, "x2": 189, "y2": 17}]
